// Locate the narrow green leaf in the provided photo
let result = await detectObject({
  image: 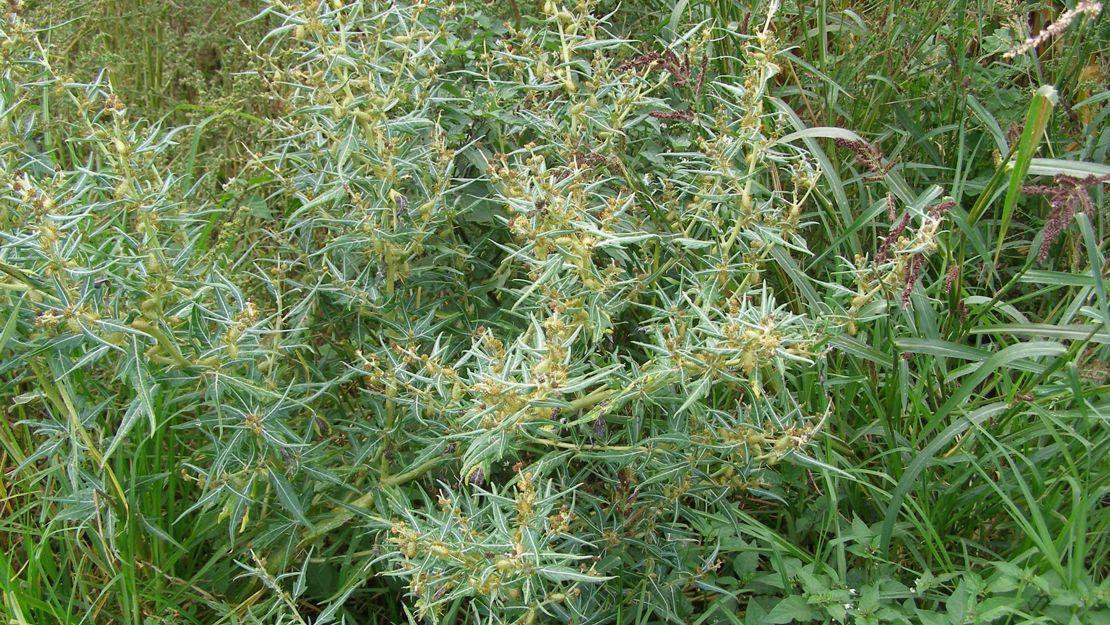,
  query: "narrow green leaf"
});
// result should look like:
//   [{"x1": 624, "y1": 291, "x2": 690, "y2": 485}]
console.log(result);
[
  {"x1": 102, "y1": 399, "x2": 146, "y2": 464},
  {"x1": 997, "y1": 85, "x2": 1057, "y2": 265},
  {"x1": 967, "y1": 95, "x2": 1008, "y2": 154},
  {"x1": 785, "y1": 451, "x2": 854, "y2": 480},
  {"x1": 832, "y1": 335, "x2": 893, "y2": 368},
  {"x1": 538, "y1": 566, "x2": 613, "y2": 583},
  {"x1": 1019, "y1": 270, "x2": 1097, "y2": 288},
  {"x1": 139, "y1": 513, "x2": 184, "y2": 550},
  {"x1": 1027, "y1": 158, "x2": 1110, "y2": 178},
  {"x1": 768, "y1": 246, "x2": 819, "y2": 308},
  {"x1": 1075, "y1": 214, "x2": 1109, "y2": 331},
  {"x1": 970, "y1": 324, "x2": 1110, "y2": 344},
  {"x1": 129, "y1": 337, "x2": 159, "y2": 433},
  {"x1": 0, "y1": 295, "x2": 22, "y2": 355},
  {"x1": 270, "y1": 469, "x2": 312, "y2": 527}
]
